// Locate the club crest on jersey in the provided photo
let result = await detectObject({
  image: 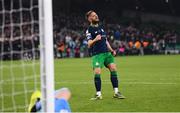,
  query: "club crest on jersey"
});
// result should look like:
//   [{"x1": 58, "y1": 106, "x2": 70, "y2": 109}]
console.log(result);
[{"x1": 95, "y1": 62, "x2": 99, "y2": 66}]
